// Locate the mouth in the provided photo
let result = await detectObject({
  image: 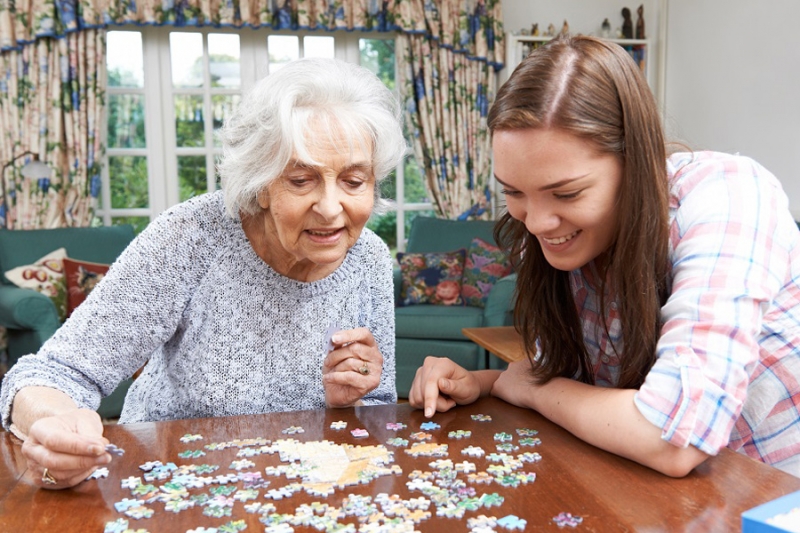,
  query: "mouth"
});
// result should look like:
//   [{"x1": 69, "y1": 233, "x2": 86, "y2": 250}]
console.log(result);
[
  {"x1": 542, "y1": 230, "x2": 580, "y2": 245},
  {"x1": 307, "y1": 228, "x2": 342, "y2": 237}
]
